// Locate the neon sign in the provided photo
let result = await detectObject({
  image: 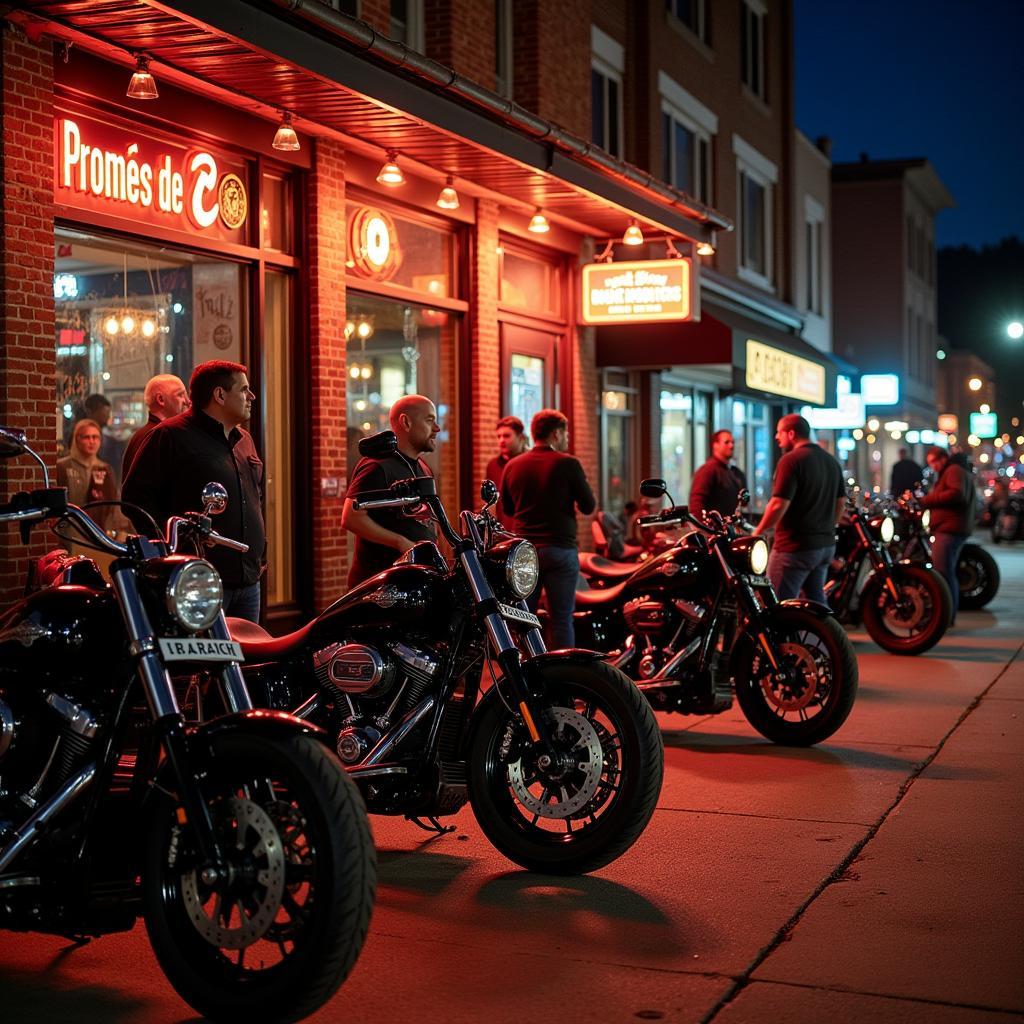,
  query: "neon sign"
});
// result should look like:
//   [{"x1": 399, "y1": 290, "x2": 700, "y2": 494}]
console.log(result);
[
  {"x1": 348, "y1": 206, "x2": 402, "y2": 280},
  {"x1": 581, "y1": 259, "x2": 693, "y2": 324}
]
